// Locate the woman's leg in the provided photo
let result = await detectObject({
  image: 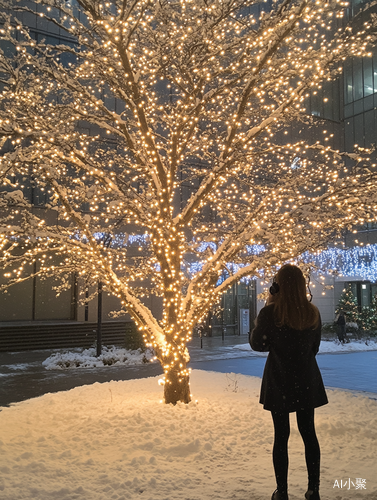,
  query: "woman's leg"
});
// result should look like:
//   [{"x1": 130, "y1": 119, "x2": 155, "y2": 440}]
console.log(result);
[
  {"x1": 271, "y1": 411, "x2": 290, "y2": 493},
  {"x1": 341, "y1": 325, "x2": 347, "y2": 343},
  {"x1": 337, "y1": 326, "x2": 344, "y2": 343},
  {"x1": 296, "y1": 408, "x2": 320, "y2": 491}
]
